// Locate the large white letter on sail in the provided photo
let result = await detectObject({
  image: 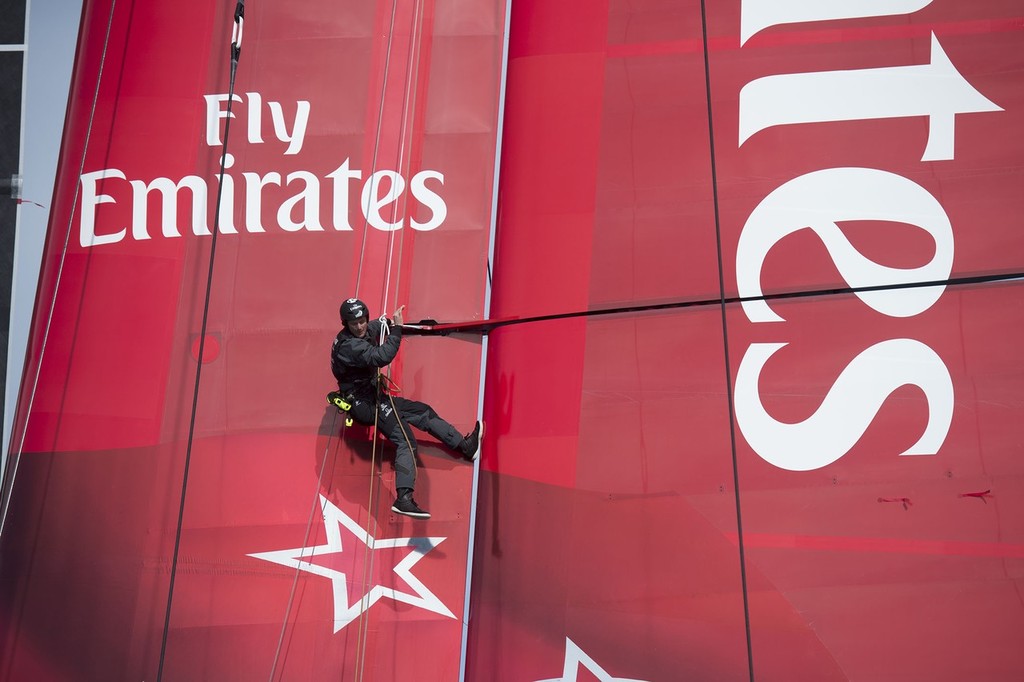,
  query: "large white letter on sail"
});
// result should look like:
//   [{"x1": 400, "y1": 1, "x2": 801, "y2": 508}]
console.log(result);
[
  {"x1": 736, "y1": 167, "x2": 953, "y2": 323},
  {"x1": 739, "y1": 33, "x2": 1002, "y2": 160},
  {"x1": 735, "y1": 340, "x2": 954, "y2": 471},
  {"x1": 741, "y1": 0, "x2": 933, "y2": 45}
]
